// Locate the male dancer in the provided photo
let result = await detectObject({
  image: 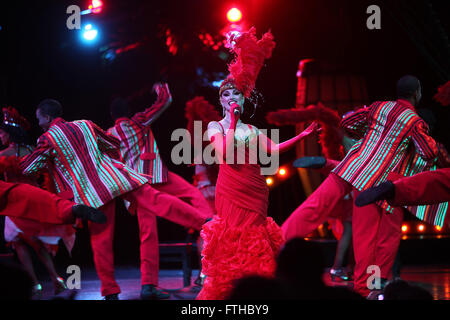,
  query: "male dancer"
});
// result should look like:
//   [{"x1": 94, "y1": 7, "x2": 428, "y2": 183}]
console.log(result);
[
  {"x1": 108, "y1": 84, "x2": 213, "y2": 222},
  {"x1": 20, "y1": 99, "x2": 208, "y2": 300},
  {"x1": 282, "y1": 75, "x2": 440, "y2": 297},
  {"x1": 108, "y1": 84, "x2": 215, "y2": 291}
]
